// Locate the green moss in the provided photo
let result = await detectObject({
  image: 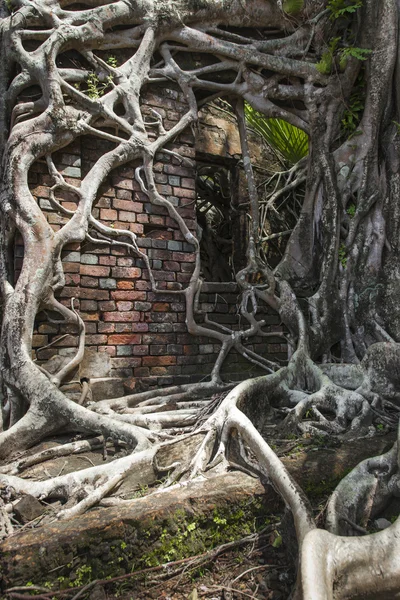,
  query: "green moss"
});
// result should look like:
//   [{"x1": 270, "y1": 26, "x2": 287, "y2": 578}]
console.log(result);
[{"x1": 7, "y1": 496, "x2": 273, "y2": 596}]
